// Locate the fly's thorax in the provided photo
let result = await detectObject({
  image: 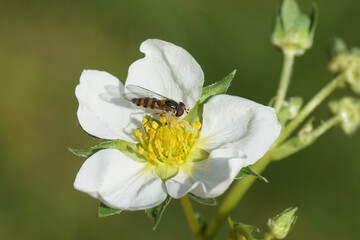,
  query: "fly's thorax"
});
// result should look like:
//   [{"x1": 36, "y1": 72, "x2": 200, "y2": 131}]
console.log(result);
[{"x1": 134, "y1": 116, "x2": 208, "y2": 181}]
